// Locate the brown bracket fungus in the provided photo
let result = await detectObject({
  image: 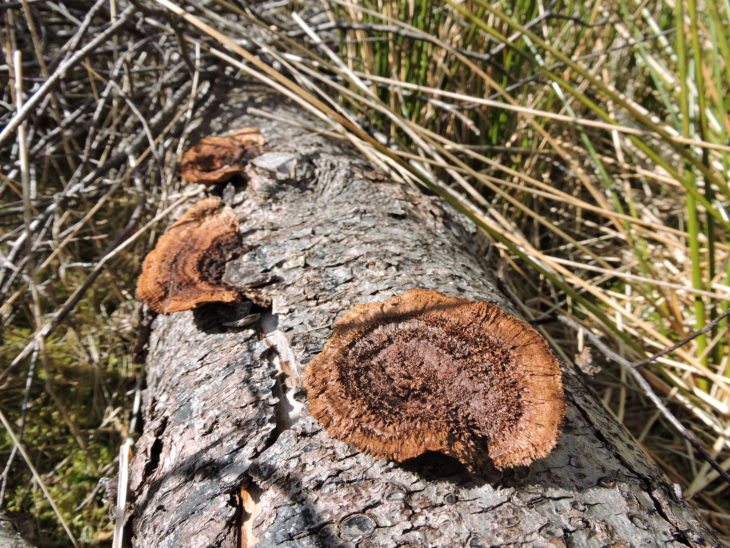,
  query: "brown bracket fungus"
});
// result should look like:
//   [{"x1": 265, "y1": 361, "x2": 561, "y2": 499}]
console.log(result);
[
  {"x1": 136, "y1": 197, "x2": 241, "y2": 314},
  {"x1": 180, "y1": 128, "x2": 265, "y2": 185},
  {"x1": 304, "y1": 289, "x2": 565, "y2": 471}
]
